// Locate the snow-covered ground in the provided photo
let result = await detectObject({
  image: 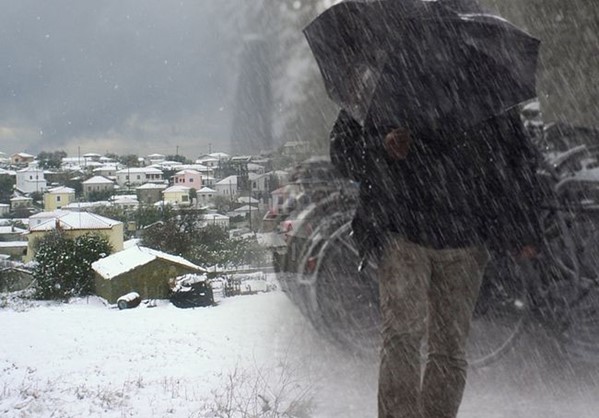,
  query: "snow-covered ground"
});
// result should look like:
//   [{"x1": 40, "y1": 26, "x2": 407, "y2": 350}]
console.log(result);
[{"x1": 2, "y1": 287, "x2": 599, "y2": 417}]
